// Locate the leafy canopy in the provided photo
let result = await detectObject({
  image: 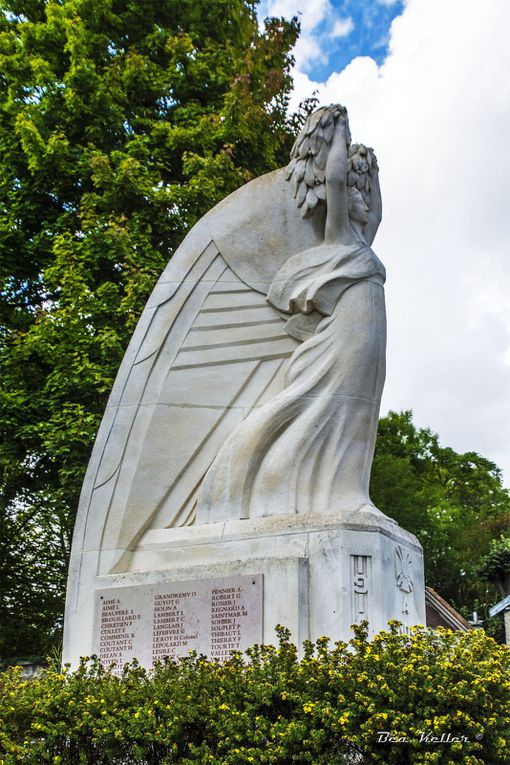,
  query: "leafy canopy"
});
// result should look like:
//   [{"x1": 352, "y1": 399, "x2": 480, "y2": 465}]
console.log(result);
[
  {"x1": 476, "y1": 536, "x2": 510, "y2": 599},
  {"x1": 370, "y1": 411, "x2": 510, "y2": 629}
]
